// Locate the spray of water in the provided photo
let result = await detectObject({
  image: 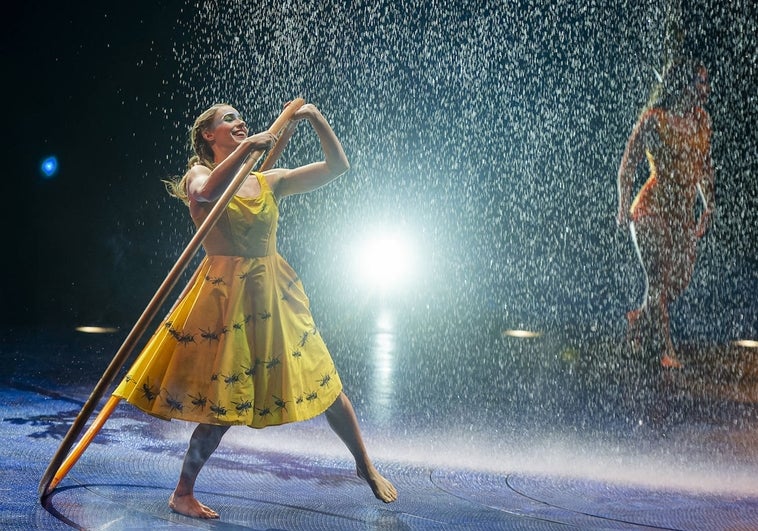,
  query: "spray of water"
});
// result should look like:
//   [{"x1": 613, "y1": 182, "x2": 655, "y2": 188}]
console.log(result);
[{"x1": 150, "y1": 0, "x2": 758, "y2": 498}]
